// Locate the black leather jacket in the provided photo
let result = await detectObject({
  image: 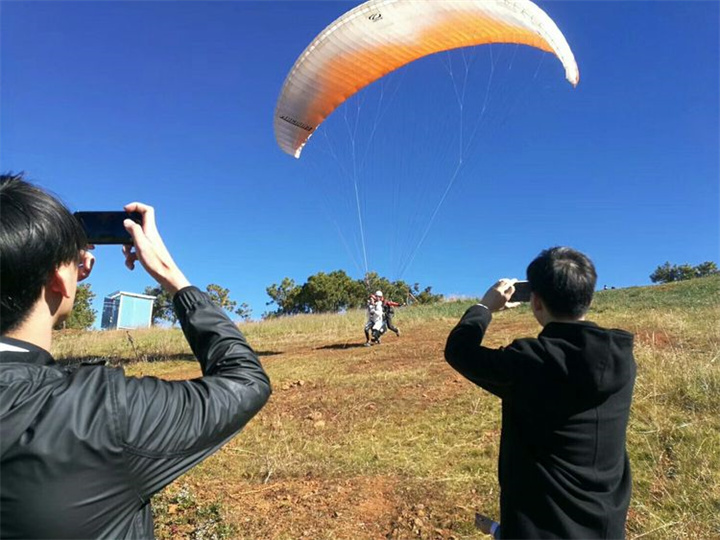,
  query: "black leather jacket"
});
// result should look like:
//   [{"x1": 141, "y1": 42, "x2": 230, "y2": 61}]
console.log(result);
[{"x1": 0, "y1": 286, "x2": 271, "y2": 539}]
